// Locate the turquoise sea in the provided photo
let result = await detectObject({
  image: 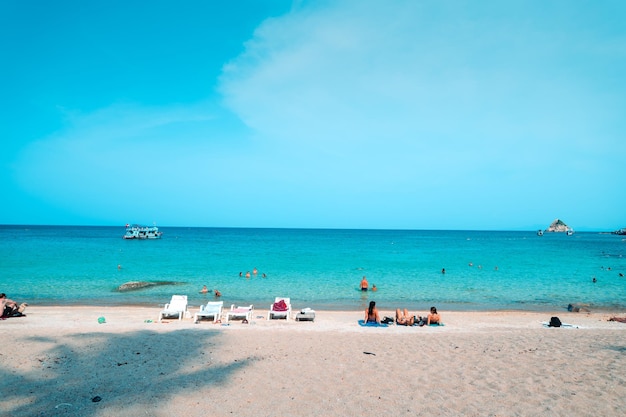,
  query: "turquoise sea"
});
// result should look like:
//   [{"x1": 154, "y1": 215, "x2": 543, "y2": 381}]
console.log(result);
[{"x1": 1, "y1": 225, "x2": 625, "y2": 312}]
